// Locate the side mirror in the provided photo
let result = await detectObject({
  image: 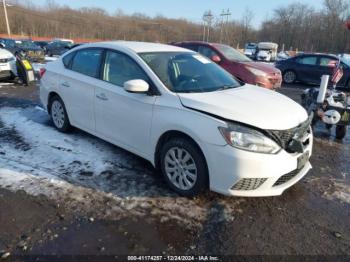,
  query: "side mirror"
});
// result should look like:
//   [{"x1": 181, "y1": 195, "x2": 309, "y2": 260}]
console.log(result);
[
  {"x1": 211, "y1": 55, "x2": 221, "y2": 63},
  {"x1": 0, "y1": 43, "x2": 5, "y2": 48},
  {"x1": 124, "y1": 79, "x2": 149, "y2": 93}
]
